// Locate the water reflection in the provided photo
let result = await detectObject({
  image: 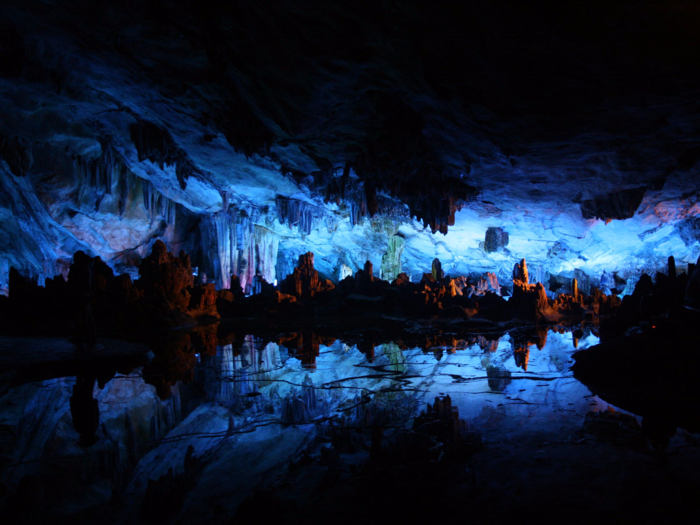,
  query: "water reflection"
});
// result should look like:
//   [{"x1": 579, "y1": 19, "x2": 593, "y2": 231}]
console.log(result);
[
  {"x1": 135, "y1": 324, "x2": 606, "y2": 446},
  {"x1": 7, "y1": 323, "x2": 692, "y2": 522}
]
